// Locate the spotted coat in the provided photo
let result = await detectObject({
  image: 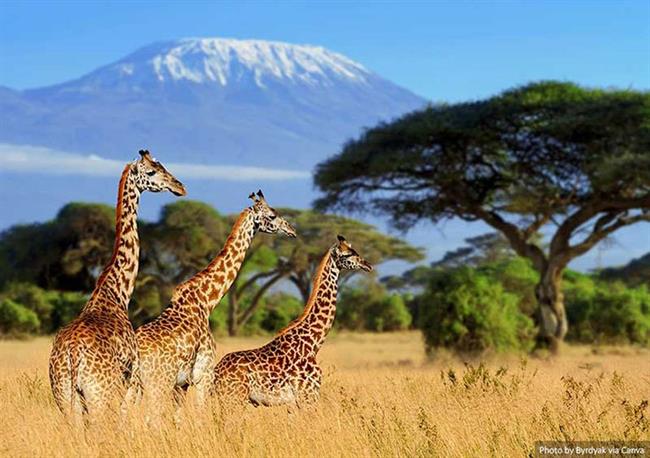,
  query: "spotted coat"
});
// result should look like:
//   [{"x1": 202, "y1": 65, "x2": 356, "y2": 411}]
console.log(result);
[
  {"x1": 212, "y1": 236, "x2": 372, "y2": 407},
  {"x1": 48, "y1": 151, "x2": 185, "y2": 421},
  {"x1": 133, "y1": 191, "x2": 296, "y2": 412}
]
